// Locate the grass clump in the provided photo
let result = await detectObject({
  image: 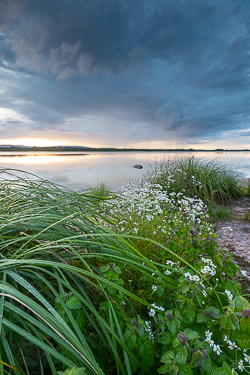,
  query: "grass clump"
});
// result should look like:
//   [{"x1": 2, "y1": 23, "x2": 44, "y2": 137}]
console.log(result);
[
  {"x1": 207, "y1": 204, "x2": 232, "y2": 222},
  {"x1": 244, "y1": 209, "x2": 250, "y2": 221},
  {"x1": 143, "y1": 156, "x2": 243, "y2": 204},
  {"x1": 83, "y1": 180, "x2": 111, "y2": 198},
  {"x1": 0, "y1": 169, "x2": 249, "y2": 375}
]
